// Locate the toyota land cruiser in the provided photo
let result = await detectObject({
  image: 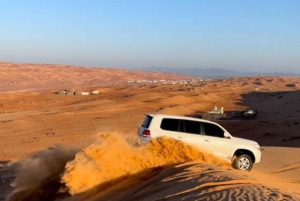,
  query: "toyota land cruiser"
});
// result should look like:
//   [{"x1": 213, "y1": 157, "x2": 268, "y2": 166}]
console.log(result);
[{"x1": 137, "y1": 114, "x2": 261, "y2": 171}]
